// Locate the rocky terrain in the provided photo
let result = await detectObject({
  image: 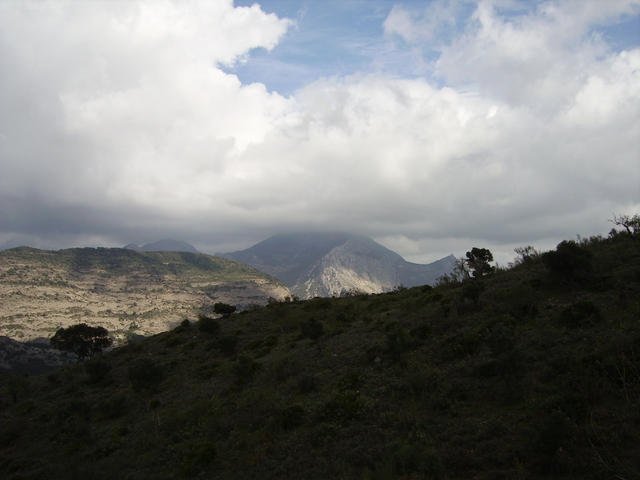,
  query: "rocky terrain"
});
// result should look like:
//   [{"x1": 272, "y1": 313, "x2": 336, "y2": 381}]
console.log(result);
[
  {"x1": 222, "y1": 232, "x2": 455, "y2": 298},
  {"x1": 0, "y1": 247, "x2": 289, "y2": 345}
]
